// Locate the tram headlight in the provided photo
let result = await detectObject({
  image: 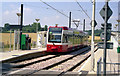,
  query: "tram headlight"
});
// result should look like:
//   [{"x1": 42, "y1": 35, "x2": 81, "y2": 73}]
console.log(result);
[{"x1": 58, "y1": 46, "x2": 61, "y2": 48}]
